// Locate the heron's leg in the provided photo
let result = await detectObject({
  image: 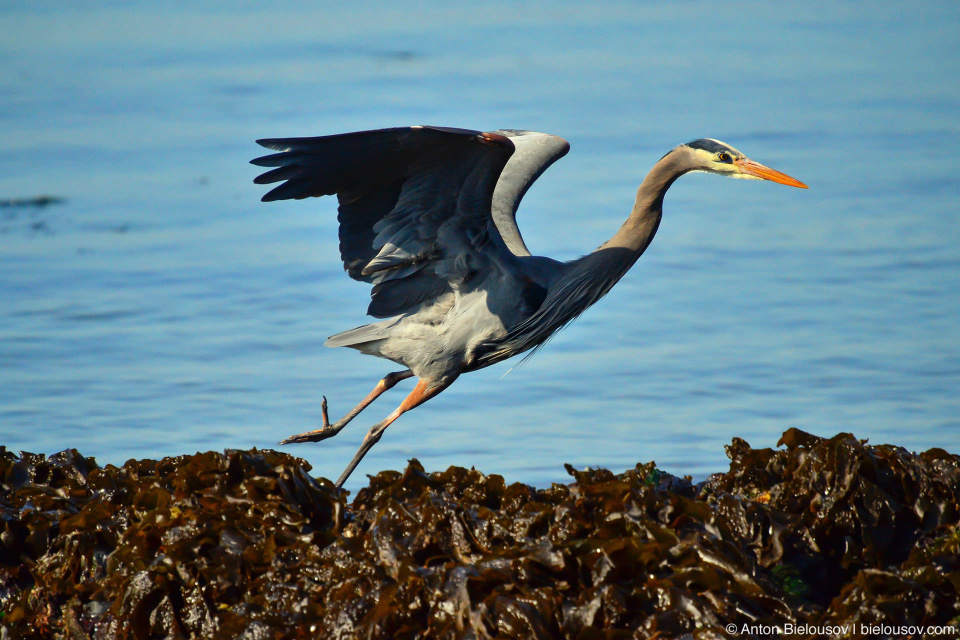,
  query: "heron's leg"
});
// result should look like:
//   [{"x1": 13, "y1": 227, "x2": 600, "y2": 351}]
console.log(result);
[
  {"x1": 335, "y1": 378, "x2": 452, "y2": 488},
  {"x1": 280, "y1": 370, "x2": 413, "y2": 445}
]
